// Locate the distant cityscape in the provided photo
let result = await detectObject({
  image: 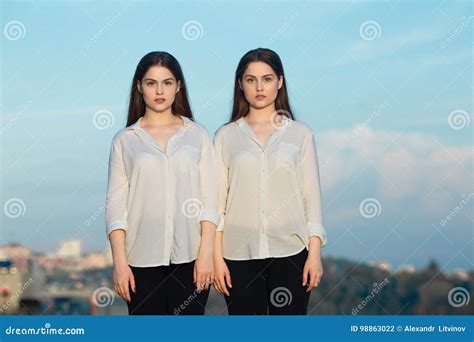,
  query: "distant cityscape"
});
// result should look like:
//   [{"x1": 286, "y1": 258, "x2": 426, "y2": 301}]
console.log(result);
[{"x1": 0, "y1": 241, "x2": 472, "y2": 315}]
